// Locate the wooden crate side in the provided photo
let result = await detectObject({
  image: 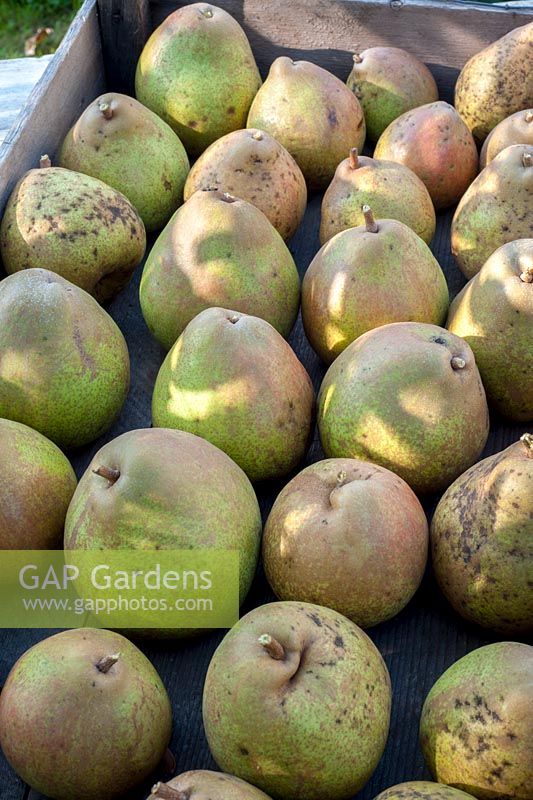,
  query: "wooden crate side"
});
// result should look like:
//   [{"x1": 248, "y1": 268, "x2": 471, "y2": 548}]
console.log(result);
[
  {"x1": 148, "y1": 0, "x2": 533, "y2": 91},
  {"x1": 0, "y1": 0, "x2": 106, "y2": 217},
  {"x1": 98, "y1": 0, "x2": 152, "y2": 94}
]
